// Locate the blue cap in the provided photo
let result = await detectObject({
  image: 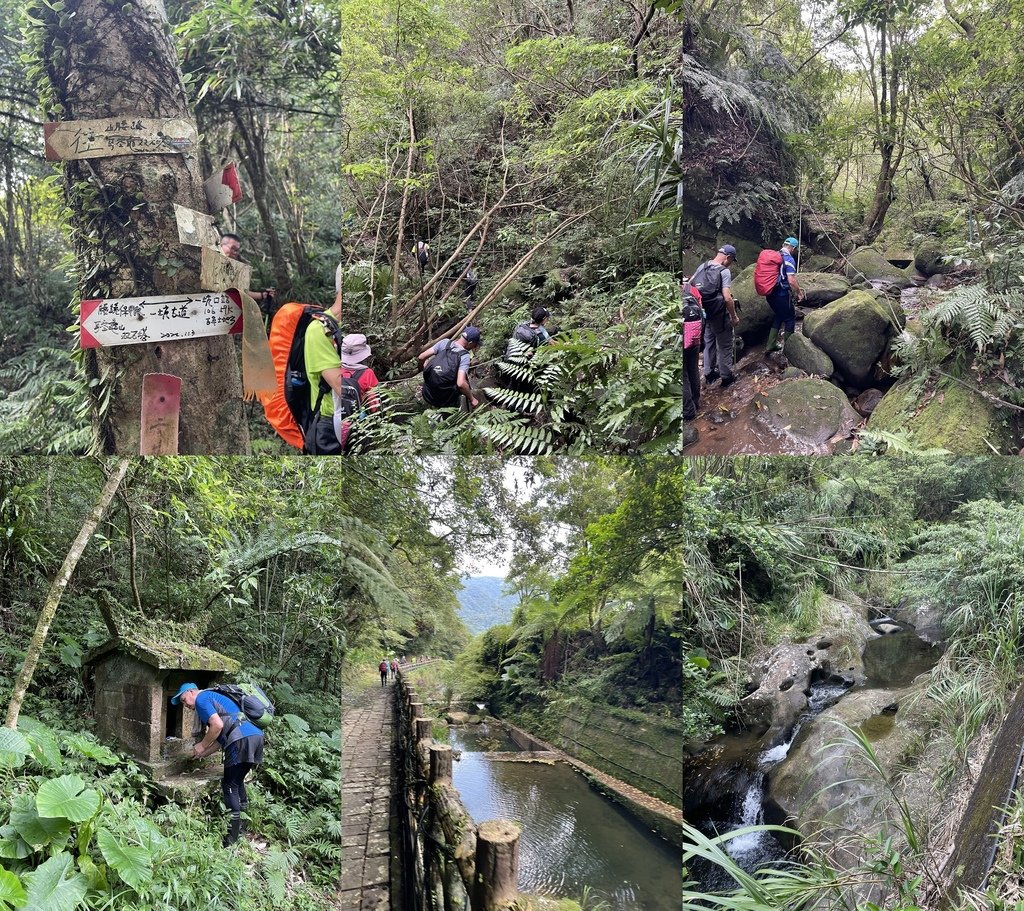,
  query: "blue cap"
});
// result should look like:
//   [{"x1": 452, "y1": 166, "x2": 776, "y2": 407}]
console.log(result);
[
  {"x1": 462, "y1": 327, "x2": 482, "y2": 344},
  {"x1": 784, "y1": 237, "x2": 799, "y2": 248},
  {"x1": 171, "y1": 682, "x2": 198, "y2": 705},
  {"x1": 718, "y1": 244, "x2": 737, "y2": 258}
]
